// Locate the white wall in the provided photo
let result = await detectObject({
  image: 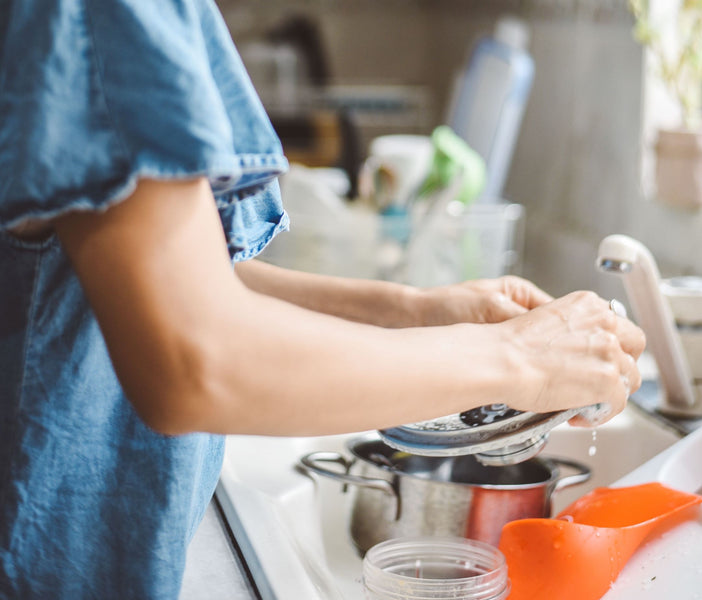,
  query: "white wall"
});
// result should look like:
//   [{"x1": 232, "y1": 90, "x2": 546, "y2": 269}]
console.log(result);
[
  {"x1": 217, "y1": 0, "x2": 702, "y2": 304},
  {"x1": 507, "y1": 9, "x2": 702, "y2": 302}
]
